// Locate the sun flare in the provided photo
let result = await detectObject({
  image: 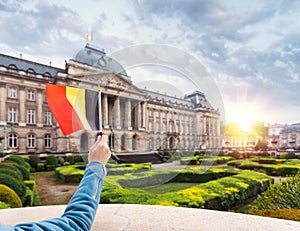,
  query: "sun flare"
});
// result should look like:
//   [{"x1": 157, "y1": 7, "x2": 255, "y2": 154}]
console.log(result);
[{"x1": 226, "y1": 101, "x2": 260, "y2": 132}]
